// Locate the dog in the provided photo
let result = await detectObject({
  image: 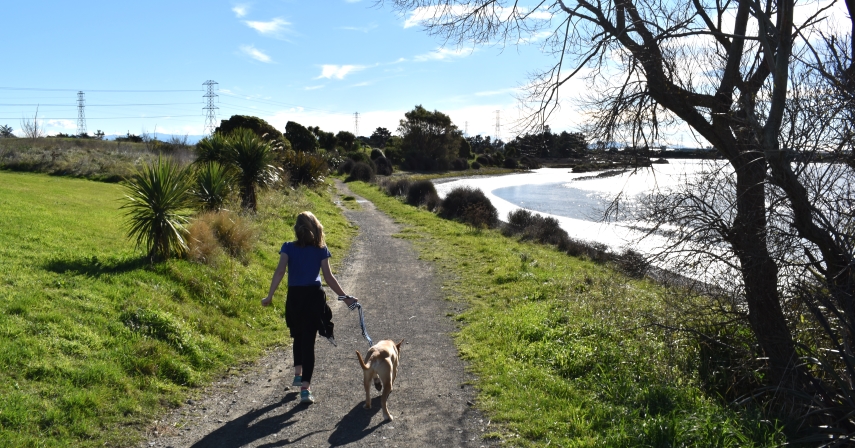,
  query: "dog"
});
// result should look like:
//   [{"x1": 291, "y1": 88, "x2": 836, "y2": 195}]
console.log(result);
[{"x1": 355, "y1": 339, "x2": 403, "y2": 421}]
